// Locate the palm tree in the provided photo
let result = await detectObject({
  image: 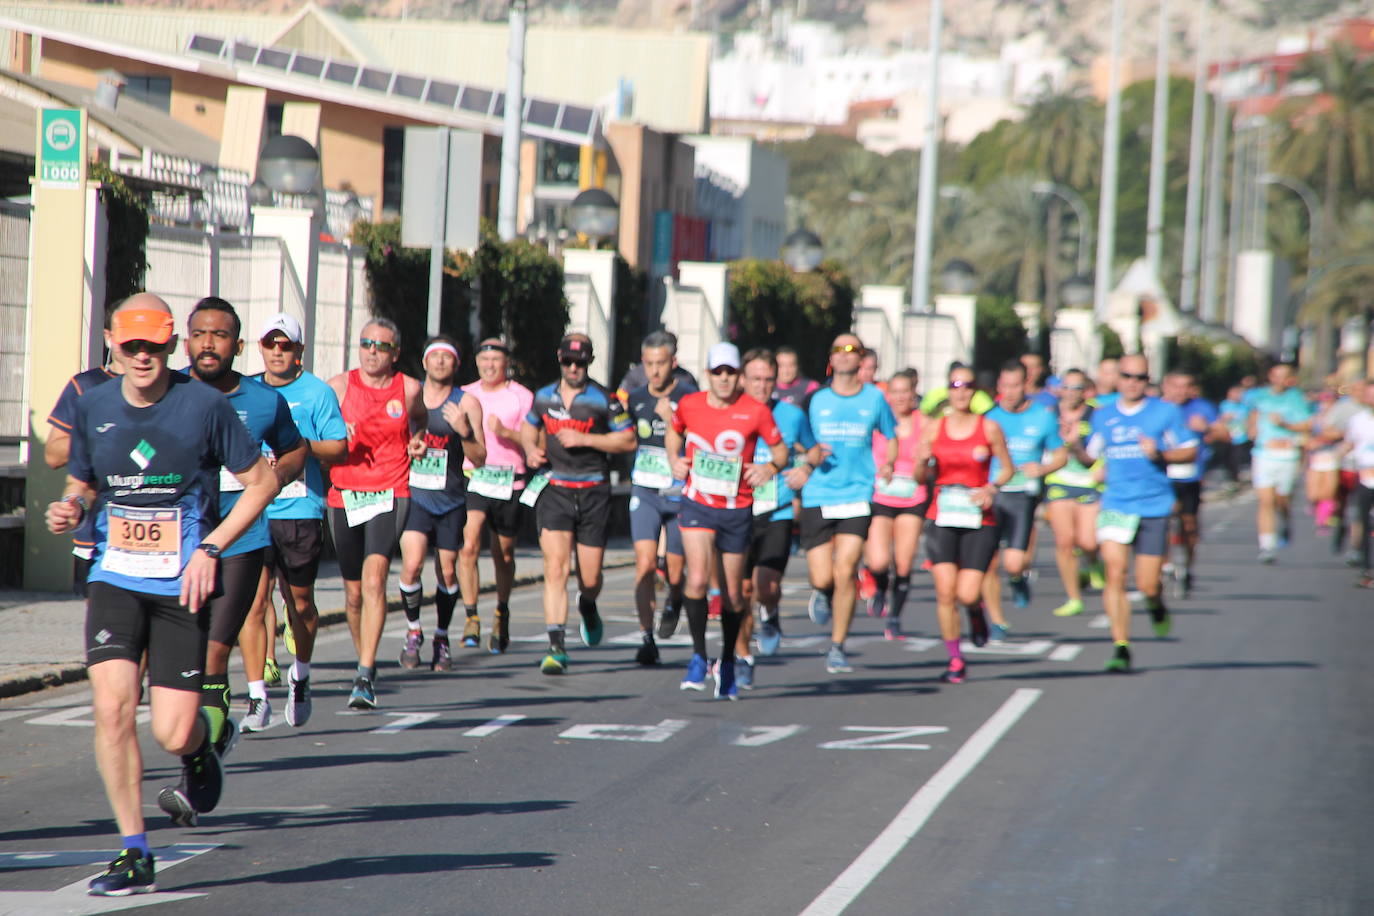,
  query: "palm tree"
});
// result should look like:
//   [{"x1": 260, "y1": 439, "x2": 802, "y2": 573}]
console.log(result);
[
  {"x1": 941, "y1": 176, "x2": 1048, "y2": 305},
  {"x1": 1298, "y1": 202, "x2": 1374, "y2": 373}
]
